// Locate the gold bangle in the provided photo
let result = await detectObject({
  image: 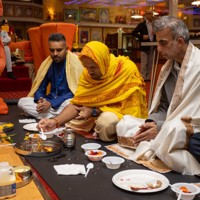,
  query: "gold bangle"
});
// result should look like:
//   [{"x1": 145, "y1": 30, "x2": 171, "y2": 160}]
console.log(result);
[{"x1": 52, "y1": 118, "x2": 60, "y2": 128}]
